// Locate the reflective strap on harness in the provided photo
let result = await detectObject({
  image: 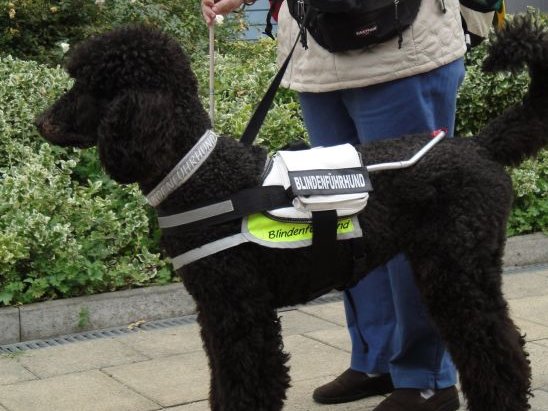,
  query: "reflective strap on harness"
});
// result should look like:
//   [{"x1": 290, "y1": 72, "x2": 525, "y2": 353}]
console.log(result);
[
  {"x1": 170, "y1": 233, "x2": 249, "y2": 270},
  {"x1": 158, "y1": 200, "x2": 235, "y2": 228},
  {"x1": 158, "y1": 185, "x2": 292, "y2": 233}
]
